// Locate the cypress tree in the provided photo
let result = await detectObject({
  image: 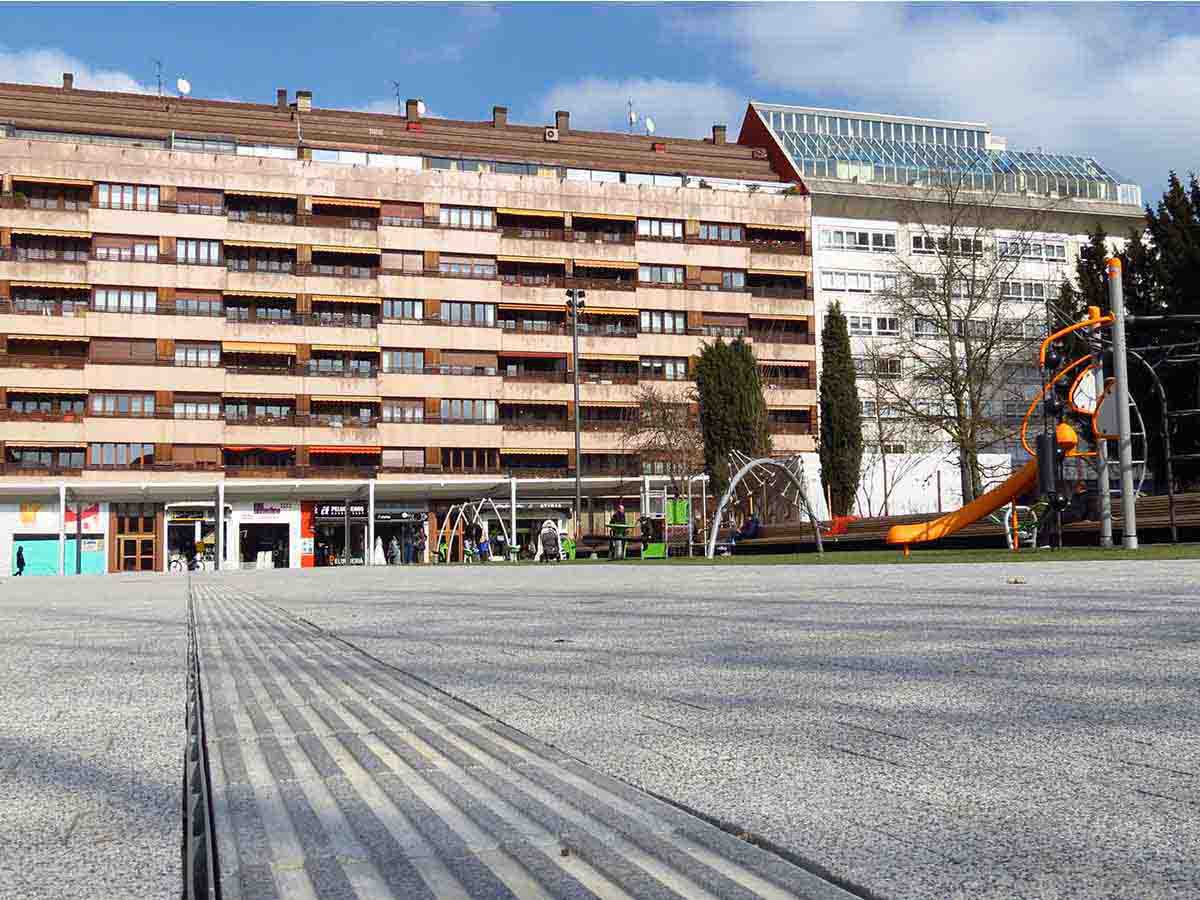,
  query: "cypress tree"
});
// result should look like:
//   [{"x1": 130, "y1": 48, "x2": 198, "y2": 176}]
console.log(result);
[
  {"x1": 694, "y1": 337, "x2": 771, "y2": 498},
  {"x1": 818, "y1": 302, "x2": 862, "y2": 516}
]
